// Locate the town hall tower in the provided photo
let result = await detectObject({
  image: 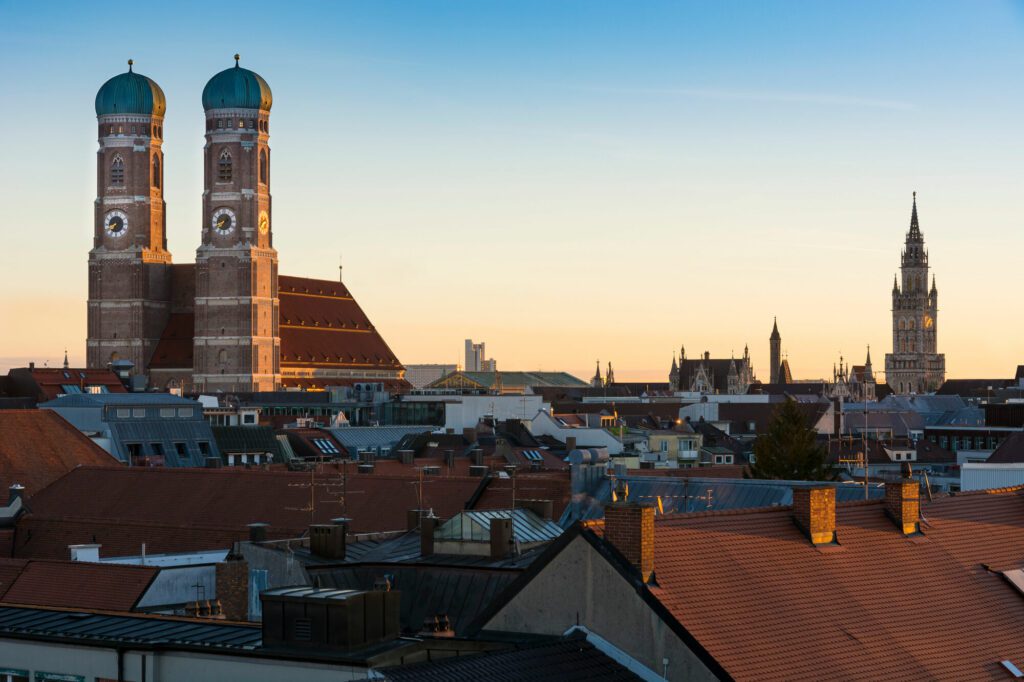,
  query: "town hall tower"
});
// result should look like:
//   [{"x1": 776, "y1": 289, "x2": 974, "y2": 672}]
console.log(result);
[{"x1": 884, "y1": 193, "x2": 945, "y2": 394}]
